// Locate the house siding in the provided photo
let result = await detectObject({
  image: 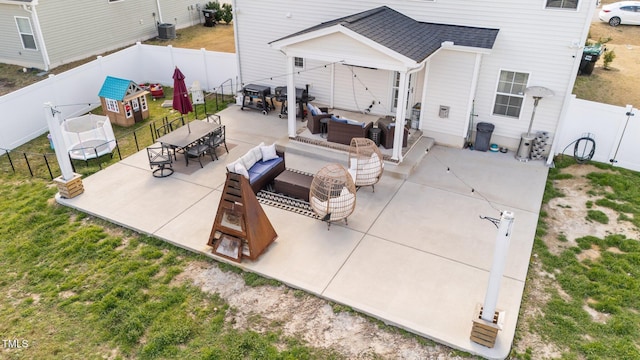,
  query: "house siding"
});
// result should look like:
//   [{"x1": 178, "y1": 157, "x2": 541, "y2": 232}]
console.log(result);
[
  {"x1": 423, "y1": 50, "x2": 476, "y2": 138},
  {"x1": 0, "y1": 0, "x2": 206, "y2": 69},
  {"x1": 0, "y1": 4, "x2": 44, "y2": 68},
  {"x1": 235, "y1": 0, "x2": 593, "y2": 146}
]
